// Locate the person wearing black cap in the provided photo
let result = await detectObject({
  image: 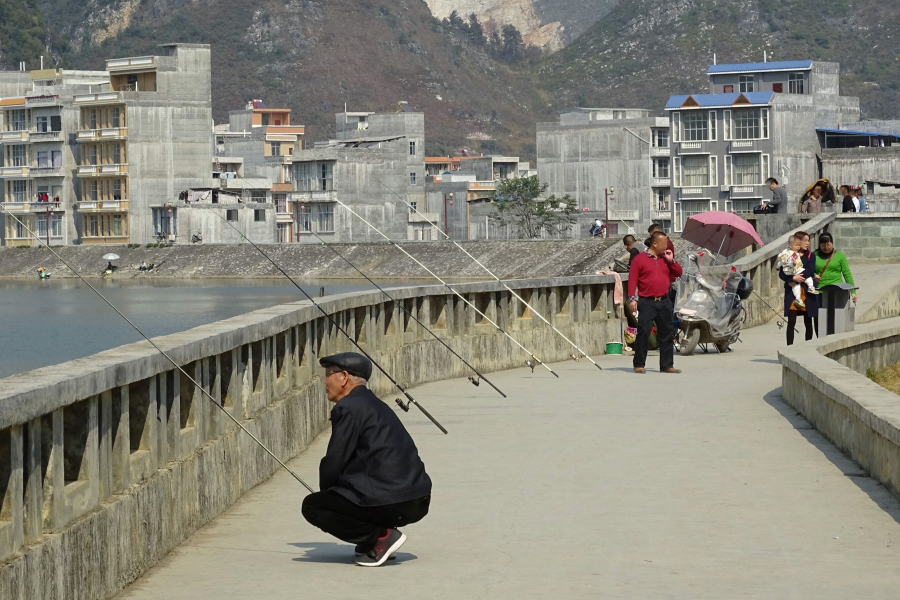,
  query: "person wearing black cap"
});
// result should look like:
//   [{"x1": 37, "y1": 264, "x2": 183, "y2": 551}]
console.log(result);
[{"x1": 301, "y1": 352, "x2": 432, "y2": 567}]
